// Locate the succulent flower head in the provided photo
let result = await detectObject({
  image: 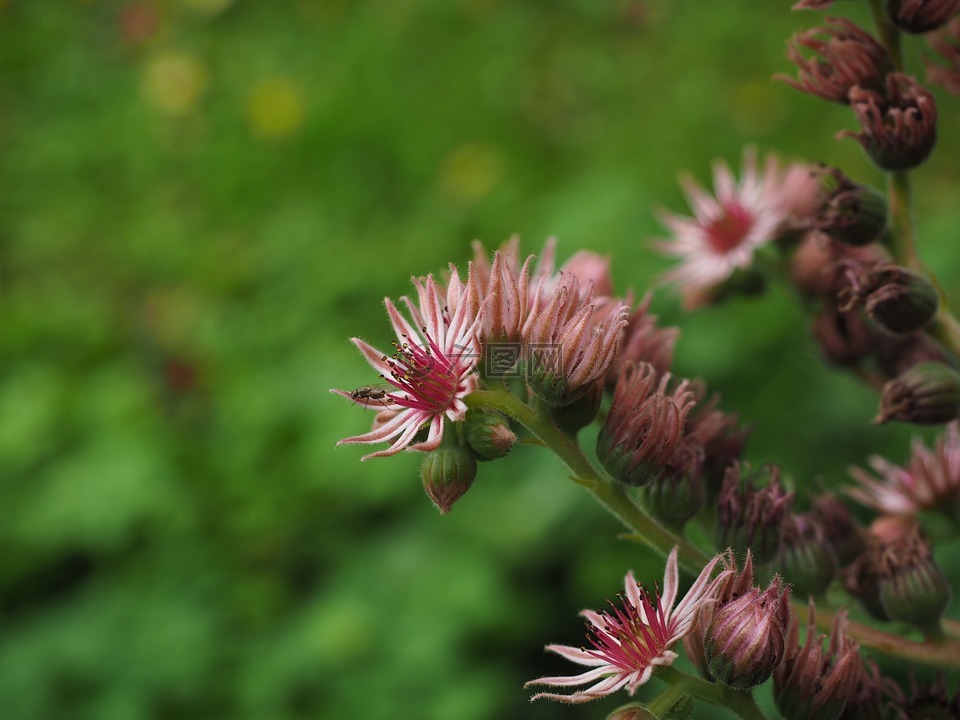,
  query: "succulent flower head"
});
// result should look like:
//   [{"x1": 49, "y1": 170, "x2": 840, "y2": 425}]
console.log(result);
[
  {"x1": 598, "y1": 362, "x2": 697, "y2": 486},
  {"x1": 839, "y1": 262, "x2": 938, "y2": 335},
  {"x1": 639, "y1": 437, "x2": 706, "y2": 529},
  {"x1": 780, "y1": 18, "x2": 890, "y2": 104},
  {"x1": 888, "y1": 0, "x2": 960, "y2": 34},
  {"x1": 840, "y1": 73, "x2": 938, "y2": 171},
  {"x1": 685, "y1": 385, "x2": 752, "y2": 495},
  {"x1": 526, "y1": 548, "x2": 726, "y2": 704},
  {"x1": 848, "y1": 421, "x2": 960, "y2": 514},
  {"x1": 715, "y1": 463, "x2": 795, "y2": 564},
  {"x1": 333, "y1": 268, "x2": 483, "y2": 460},
  {"x1": 876, "y1": 361, "x2": 960, "y2": 425},
  {"x1": 776, "y1": 513, "x2": 837, "y2": 598},
  {"x1": 773, "y1": 603, "x2": 862, "y2": 720},
  {"x1": 704, "y1": 576, "x2": 791, "y2": 689},
  {"x1": 656, "y1": 148, "x2": 797, "y2": 307},
  {"x1": 607, "y1": 291, "x2": 680, "y2": 386},
  {"x1": 523, "y1": 273, "x2": 628, "y2": 406}
]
